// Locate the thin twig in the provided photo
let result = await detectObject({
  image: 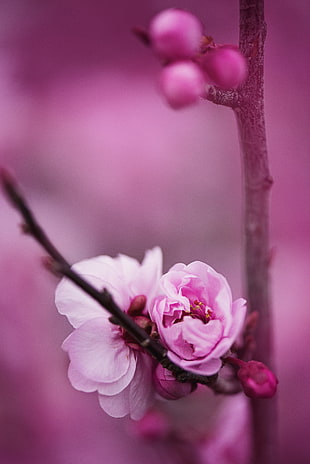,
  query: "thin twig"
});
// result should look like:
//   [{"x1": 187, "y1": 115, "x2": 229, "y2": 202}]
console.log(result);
[{"x1": 205, "y1": 86, "x2": 241, "y2": 108}]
